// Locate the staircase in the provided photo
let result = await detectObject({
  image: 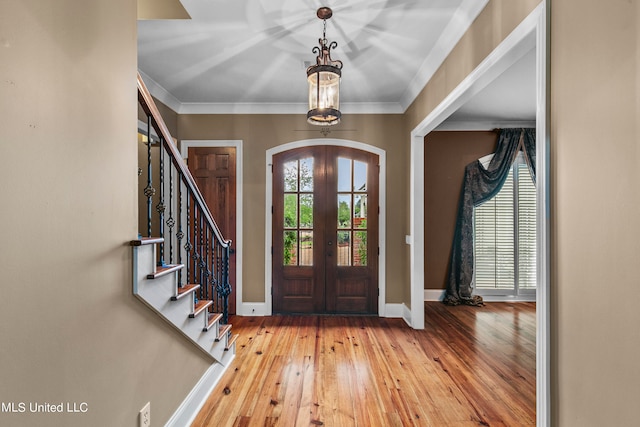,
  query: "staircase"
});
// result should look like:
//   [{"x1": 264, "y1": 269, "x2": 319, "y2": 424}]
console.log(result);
[{"x1": 132, "y1": 73, "x2": 237, "y2": 364}]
